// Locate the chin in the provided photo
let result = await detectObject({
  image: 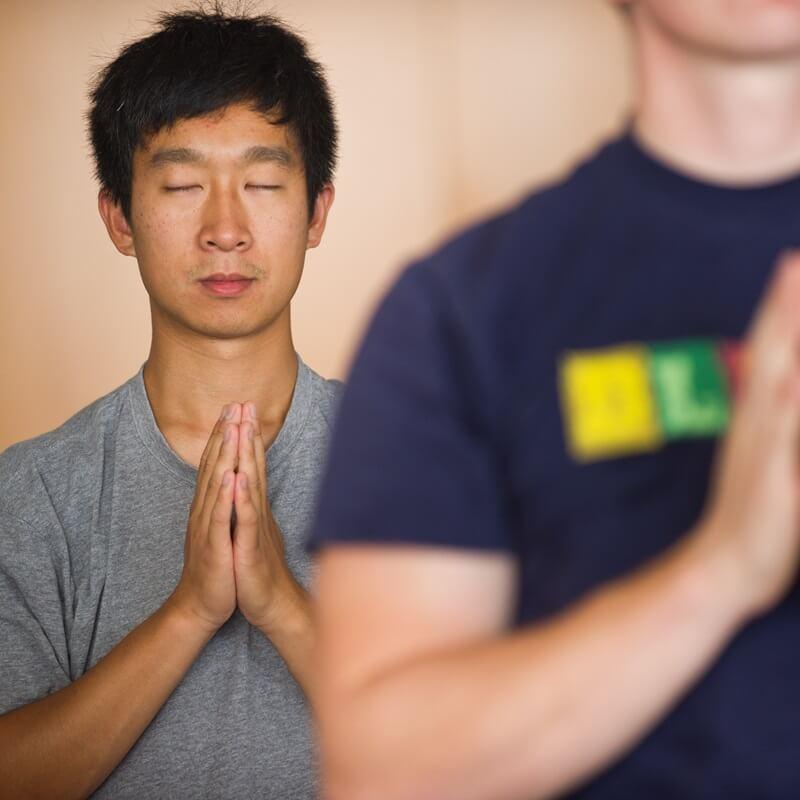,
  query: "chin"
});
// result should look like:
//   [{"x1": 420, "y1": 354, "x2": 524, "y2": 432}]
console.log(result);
[
  {"x1": 151, "y1": 296, "x2": 289, "y2": 342},
  {"x1": 641, "y1": 0, "x2": 800, "y2": 58},
  {"x1": 195, "y1": 320, "x2": 279, "y2": 340},
  {"x1": 724, "y1": 1, "x2": 800, "y2": 56},
  {"x1": 165, "y1": 311, "x2": 282, "y2": 341}
]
